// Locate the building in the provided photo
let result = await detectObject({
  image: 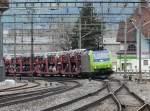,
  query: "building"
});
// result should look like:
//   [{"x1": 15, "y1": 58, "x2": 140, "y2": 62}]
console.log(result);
[
  {"x1": 117, "y1": 0, "x2": 150, "y2": 72},
  {"x1": 103, "y1": 25, "x2": 120, "y2": 70},
  {"x1": 3, "y1": 24, "x2": 71, "y2": 55}
]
